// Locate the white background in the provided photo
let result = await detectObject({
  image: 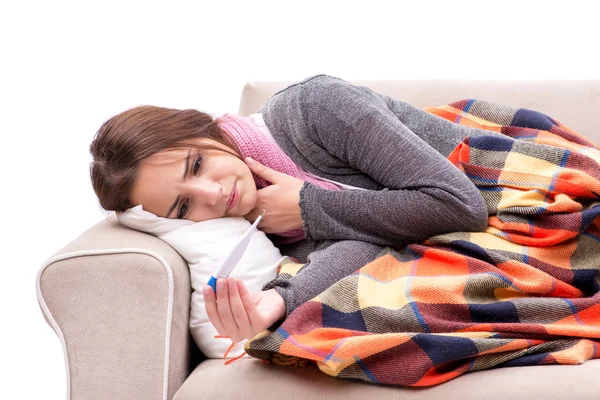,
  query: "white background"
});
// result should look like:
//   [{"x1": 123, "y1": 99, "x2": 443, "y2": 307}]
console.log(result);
[{"x1": 2, "y1": 0, "x2": 598, "y2": 398}]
